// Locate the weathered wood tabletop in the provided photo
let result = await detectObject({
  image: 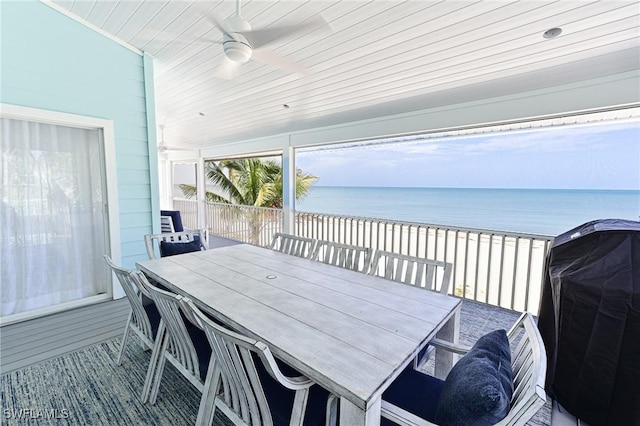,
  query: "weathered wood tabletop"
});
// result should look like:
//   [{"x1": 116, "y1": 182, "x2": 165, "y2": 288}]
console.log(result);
[{"x1": 137, "y1": 243, "x2": 460, "y2": 425}]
